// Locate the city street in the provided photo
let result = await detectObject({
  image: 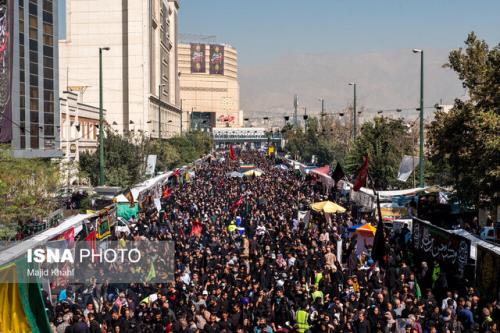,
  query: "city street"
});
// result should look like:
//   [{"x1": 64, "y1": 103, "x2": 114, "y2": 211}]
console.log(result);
[{"x1": 0, "y1": 1, "x2": 499, "y2": 332}]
